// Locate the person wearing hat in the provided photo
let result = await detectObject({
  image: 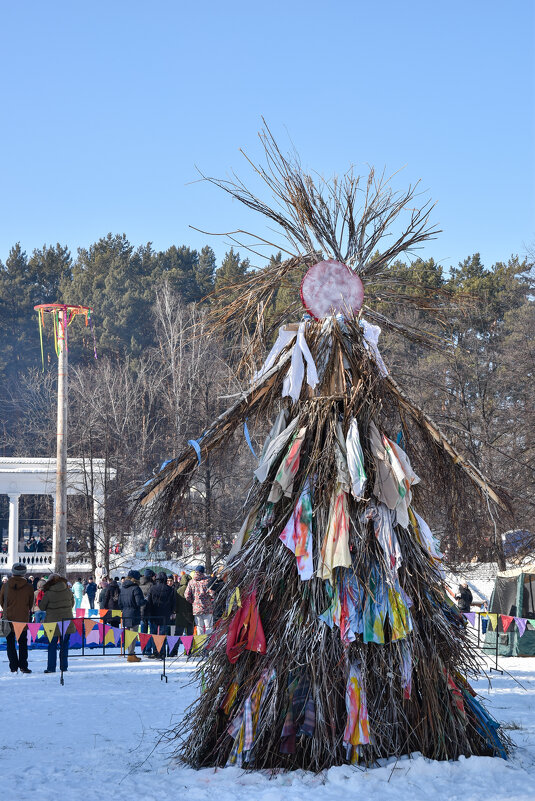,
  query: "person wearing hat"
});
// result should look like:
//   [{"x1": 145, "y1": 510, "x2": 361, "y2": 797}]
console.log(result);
[
  {"x1": 455, "y1": 582, "x2": 473, "y2": 613},
  {"x1": 139, "y1": 568, "x2": 155, "y2": 656},
  {"x1": 0, "y1": 563, "x2": 34, "y2": 674},
  {"x1": 39, "y1": 574, "x2": 76, "y2": 673},
  {"x1": 118, "y1": 570, "x2": 146, "y2": 662},
  {"x1": 185, "y1": 565, "x2": 214, "y2": 635},
  {"x1": 146, "y1": 572, "x2": 175, "y2": 658}
]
